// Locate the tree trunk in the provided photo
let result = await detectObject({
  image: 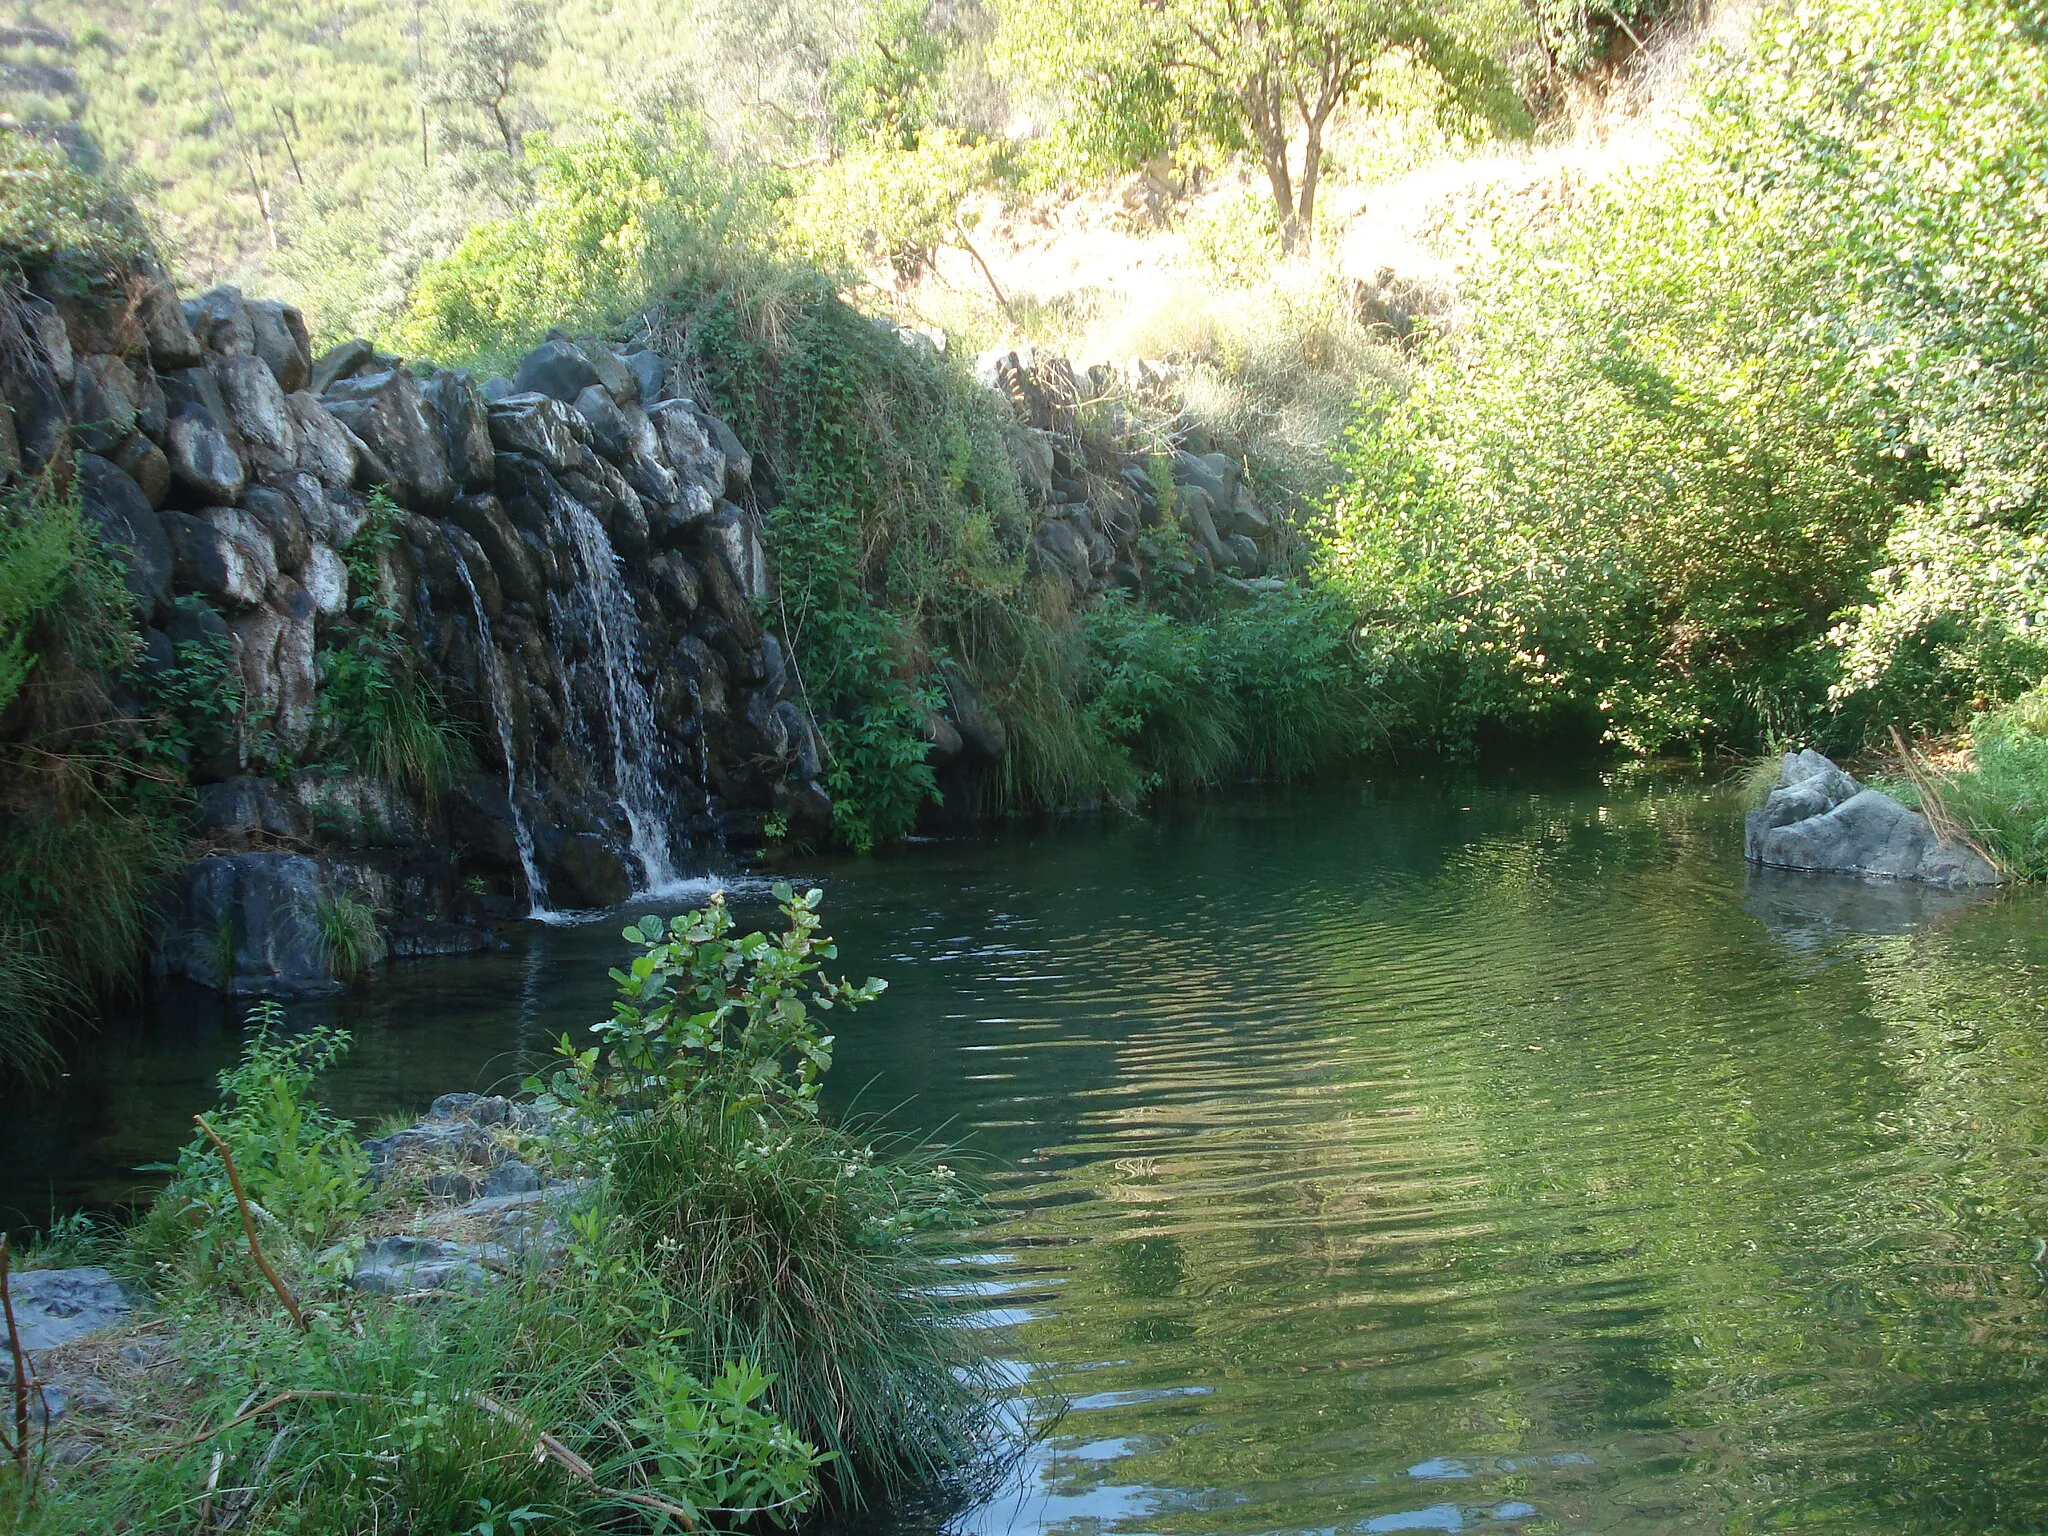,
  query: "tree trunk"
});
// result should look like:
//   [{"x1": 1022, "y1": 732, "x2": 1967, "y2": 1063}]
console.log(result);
[
  {"x1": 1246, "y1": 81, "x2": 1299, "y2": 252},
  {"x1": 1297, "y1": 125, "x2": 1324, "y2": 252}
]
